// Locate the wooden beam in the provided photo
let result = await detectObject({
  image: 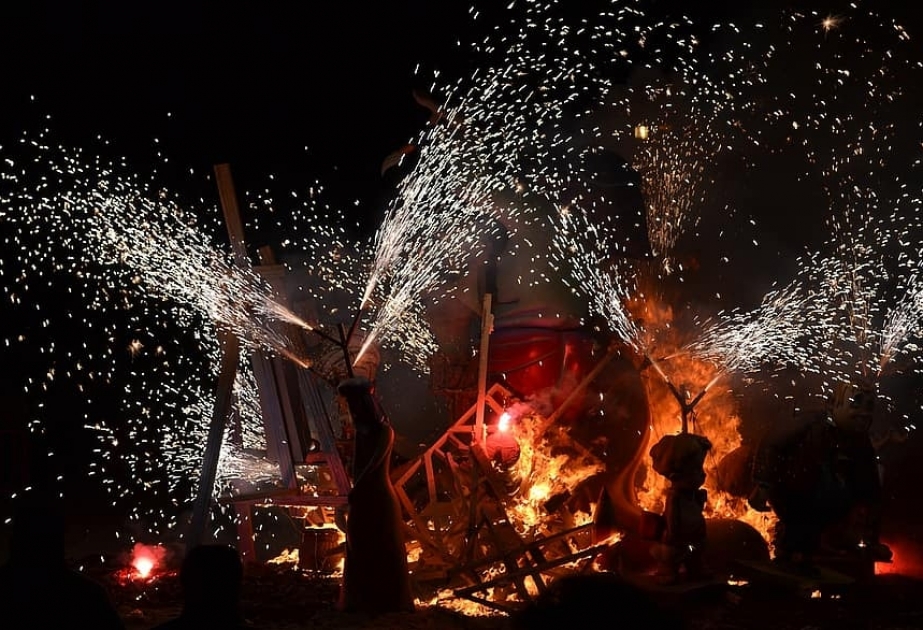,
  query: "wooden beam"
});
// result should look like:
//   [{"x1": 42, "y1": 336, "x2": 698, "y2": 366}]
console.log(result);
[
  {"x1": 537, "y1": 343, "x2": 620, "y2": 439},
  {"x1": 189, "y1": 164, "x2": 253, "y2": 550},
  {"x1": 454, "y1": 543, "x2": 606, "y2": 600},
  {"x1": 473, "y1": 293, "x2": 493, "y2": 447},
  {"x1": 188, "y1": 330, "x2": 240, "y2": 546},
  {"x1": 215, "y1": 164, "x2": 250, "y2": 267}
]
